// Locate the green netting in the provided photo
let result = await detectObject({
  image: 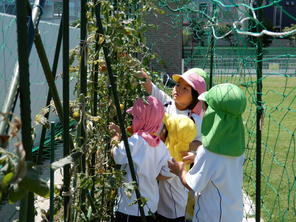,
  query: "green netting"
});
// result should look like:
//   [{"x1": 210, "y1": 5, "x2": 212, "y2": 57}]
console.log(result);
[
  {"x1": 159, "y1": 1, "x2": 296, "y2": 221},
  {"x1": 144, "y1": 0, "x2": 296, "y2": 221}
]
